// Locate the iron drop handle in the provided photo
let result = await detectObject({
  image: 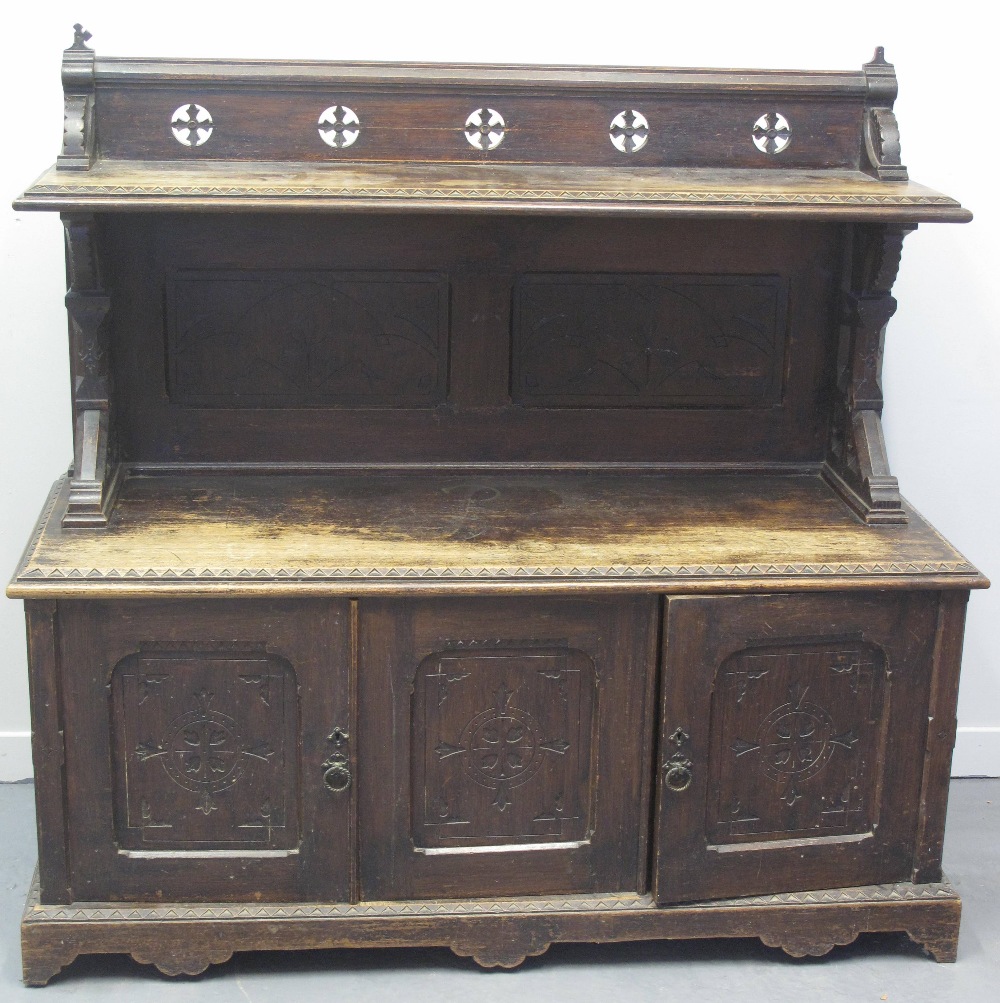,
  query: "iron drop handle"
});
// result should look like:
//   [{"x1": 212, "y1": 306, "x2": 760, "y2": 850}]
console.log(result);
[
  {"x1": 664, "y1": 758, "x2": 693, "y2": 793},
  {"x1": 323, "y1": 726, "x2": 351, "y2": 794},
  {"x1": 664, "y1": 725, "x2": 693, "y2": 793}
]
